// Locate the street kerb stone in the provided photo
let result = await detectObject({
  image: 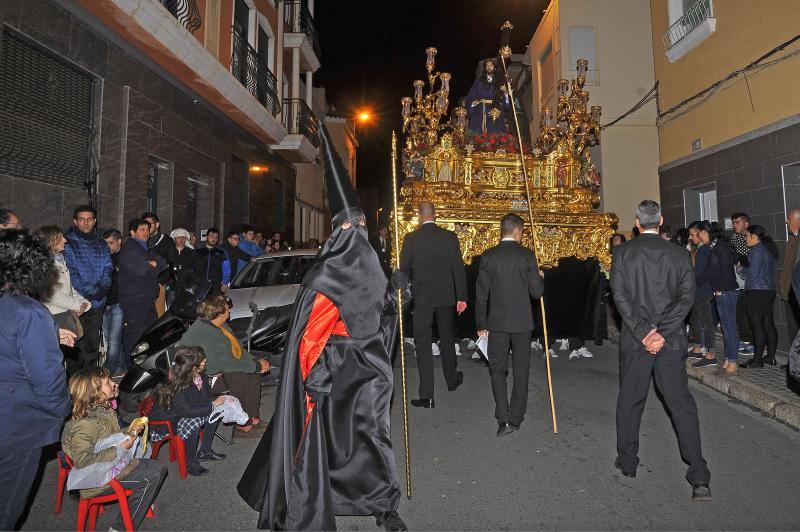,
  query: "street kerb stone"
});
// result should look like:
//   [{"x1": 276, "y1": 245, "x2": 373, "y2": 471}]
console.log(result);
[
  {"x1": 773, "y1": 402, "x2": 800, "y2": 429},
  {"x1": 728, "y1": 381, "x2": 782, "y2": 415}
]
